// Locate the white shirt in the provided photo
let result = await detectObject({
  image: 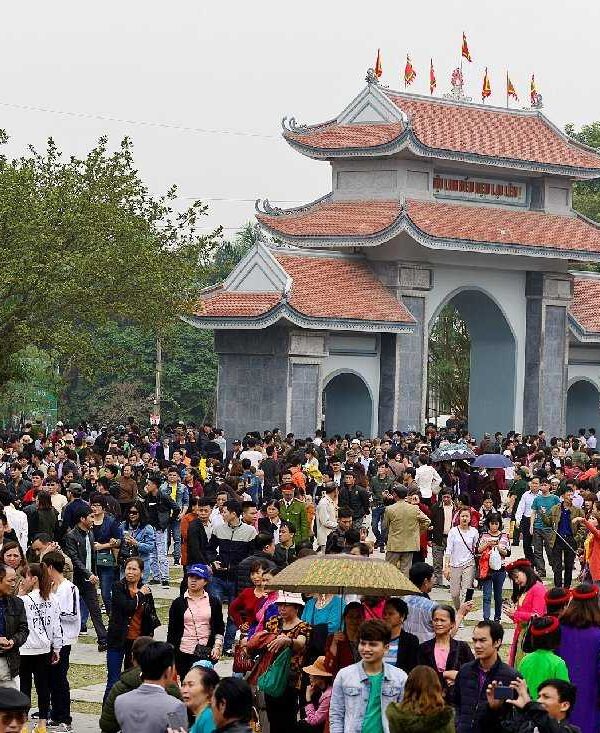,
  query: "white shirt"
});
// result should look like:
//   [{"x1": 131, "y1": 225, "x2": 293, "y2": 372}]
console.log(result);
[
  {"x1": 316, "y1": 495, "x2": 338, "y2": 547},
  {"x1": 415, "y1": 465, "x2": 442, "y2": 499},
  {"x1": 21, "y1": 589, "x2": 63, "y2": 655},
  {"x1": 210, "y1": 507, "x2": 225, "y2": 529},
  {"x1": 442, "y1": 504, "x2": 453, "y2": 535},
  {"x1": 445, "y1": 526, "x2": 478, "y2": 567},
  {"x1": 53, "y1": 578, "x2": 81, "y2": 646},
  {"x1": 4, "y1": 506, "x2": 28, "y2": 554},
  {"x1": 515, "y1": 490, "x2": 539, "y2": 523},
  {"x1": 50, "y1": 493, "x2": 68, "y2": 518},
  {"x1": 588, "y1": 435, "x2": 597, "y2": 449},
  {"x1": 239, "y1": 449, "x2": 263, "y2": 469}
]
